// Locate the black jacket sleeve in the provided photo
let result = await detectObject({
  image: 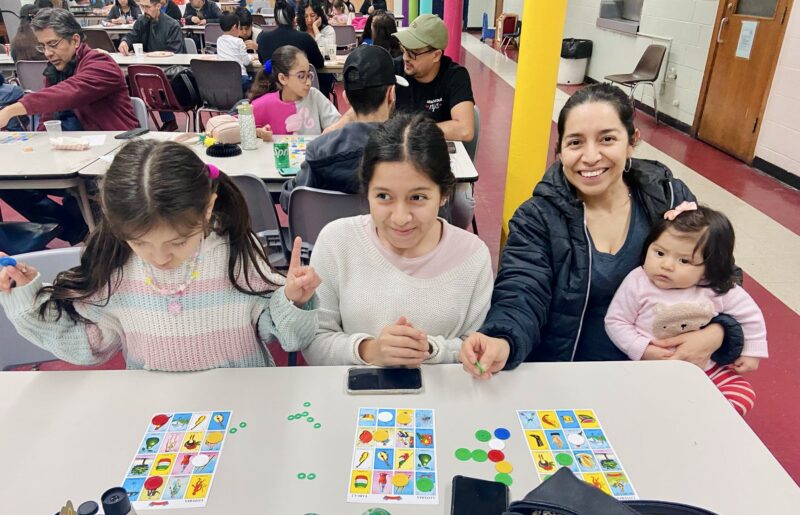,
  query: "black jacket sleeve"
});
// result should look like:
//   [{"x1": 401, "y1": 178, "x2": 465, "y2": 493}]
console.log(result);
[
  {"x1": 303, "y1": 34, "x2": 325, "y2": 69},
  {"x1": 480, "y1": 199, "x2": 554, "y2": 369},
  {"x1": 183, "y1": 4, "x2": 198, "y2": 24},
  {"x1": 122, "y1": 18, "x2": 145, "y2": 47},
  {"x1": 205, "y1": 1, "x2": 222, "y2": 22},
  {"x1": 165, "y1": 21, "x2": 186, "y2": 53},
  {"x1": 279, "y1": 160, "x2": 315, "y2": 213},
  {"x1": 708, "y1": 314, "x2": 745, "y2": 365}
]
